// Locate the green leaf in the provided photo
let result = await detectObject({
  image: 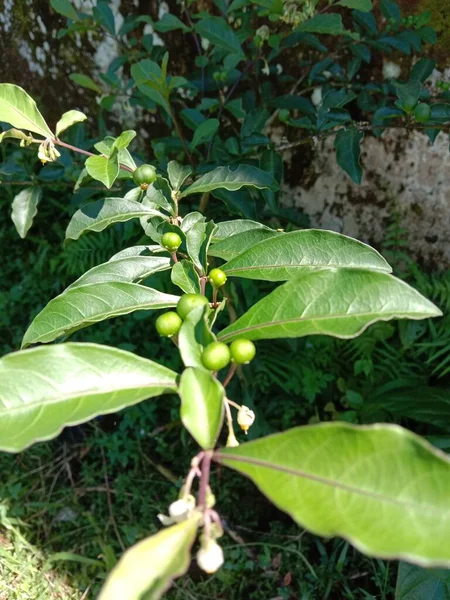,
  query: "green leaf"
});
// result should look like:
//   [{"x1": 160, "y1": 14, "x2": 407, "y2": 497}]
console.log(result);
[
  {"x1": 85, "y1": 154, "x2": 119, "y2": 189},
  {"x1": 195, "y1": 17, "x2": 244, "y2": 56},
  {"x1": 191, "y1": 119, "x2": 220, "y2": 149},
  {"x1": 297, "y1": 14, "x2": 350, "y2": 36},
  {"x1": 180, "y1": 165, "x2": 279, "y2": 198},
  {"x1": 69, "y1": 73, "x2": 101, "y2": 93},
  {"x1": 171, "y1": 260, "x2": 201, "y2": 294},
  {"x1": 186, "y1": 219, "x2": 217, "y2": 274},
  {"x1": 98, "y1": 516, "x2": 200, "y2": 600},
  {"x1": 65, "y1": 198, "x2": 165, "y2": 241},
  {"x1": 11, "y1": 187, "x2": 42, "y2": 239},
  {"x1": 212, "y1": 219, "x2": 273, "y2": 242},
  {"x1": 67, "y1": 255, "x2": 171, "y2": 290},
  {"x1": 22, "y1": 283, "x2": 180, "y2": 347},
  {"x1": 146, "y1": 178, "x2": 176, "y2": 214},
  {"x1": 208, "y1": 229, "x2": 281, "y2": 262},
  {"x1": 179, "y1": 368, "x2": 224, "y2": 449},
  {"x1": 259, "y1": 149, "x2": 283, "y2": 212},
  {"x1": 55, "y1": 110, "x2": 87, "y2": 137},
  {"x1": 131, "y1": 60, "x2": 170, "y2": 114},
  {"x1": 0, "y1": 84, "x2": 53, "y2": 139},
  {"x1": 221, "y1": 230, "x2": 391, "y2": 280},
  {"x1": 51, "y1": 0, "x2": 79, "y2": 20},
  {"x1": 337, "y1": 0, "x2": 372, "y2": 10},
  {"x1": 410, "y1": 58, "x2": 436, "y2": 83},
  {"x1": 113, "y1": 130, "x2": 136, "y2": 150},
  {"x1": 0, "y1": 128, "x2": 33, "y2": 144},
  {"x1": 179, "y1": 306, "x2": 215, "y2": 370},
  {"x1": 396, "y1": 562, "x2": 450, "y2": 599},
  {"x1": 335, "y1": 128, "x2": 364, "y2": 184},
  {"x1": 153, "y1": 13, "x2": 190, "y2": 33},
  {"x1": 218, "y1": 269, "x2": 442, "y2": 343},
  {"x1": 215, "y1": 422, "x2": 450, "y2": 567},
  {"x1": 93, "y1": 1, "x2": 116, "y2": 35},
  {"x1": 167, "y1": 161, "x2": 192, "y2": 191},
  {"x1": 396, "y1": 80, "x2": 421, "y2": 112},
  {"x1": 380, "y1": 0, "x2": 401, "y2": 24},
  {"x1": 0, "y1": 343, "x2": 178, "y2": 452}
]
